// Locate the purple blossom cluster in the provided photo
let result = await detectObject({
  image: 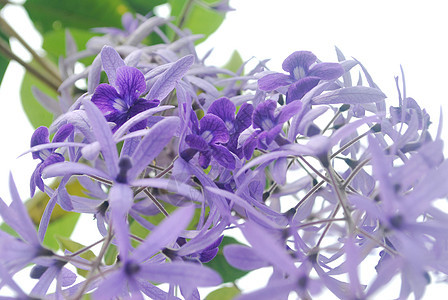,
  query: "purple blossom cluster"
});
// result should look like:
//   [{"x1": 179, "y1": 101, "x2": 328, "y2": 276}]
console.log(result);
[{"x1": 1, "y1": 13, "x2": 448, "y2": 300}]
